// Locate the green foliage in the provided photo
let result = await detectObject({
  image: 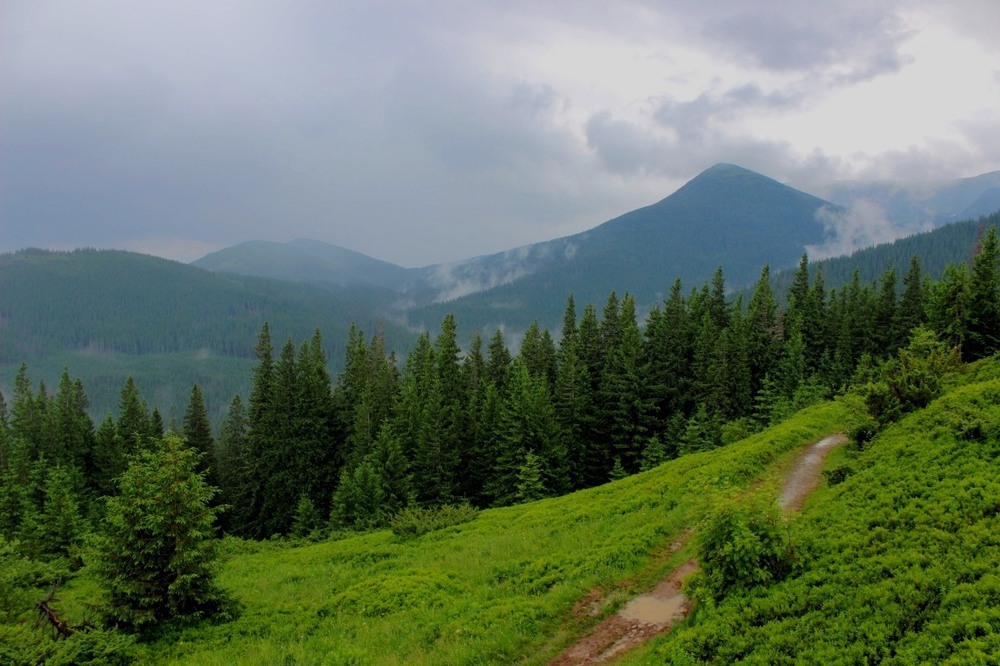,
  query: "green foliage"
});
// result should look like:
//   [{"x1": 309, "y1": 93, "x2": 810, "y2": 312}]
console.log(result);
[
  {"x1": 865, "y1": 327, "x2": 958, "y2": 425},
  {"x1": 0, "y1": 623, "x2": 138, "y2": 666},
  {"x1": 697, "y1": 499, "x2": 793, "y2": 601},
  {"x1": 639, "y1": 435, "x2": 669, "y2": 471},
  {"x1": 90, "y1": 435, "x2": 228, "y2": 630},
  {"x1": 0, "y1": 535, "x2": 60, "y2": 623},
  {"x1": 515, "y1": 451, "x2": 546, "y2": 503},
  {"x1": 638, "y1": 365, "x2": 1000, "y2": 664},
  {"x1": 289, "y1": 494, "x2": 321, "y2": 540},
  {"x1": 389, "y1": 503, "x2": 480, "y2": 539}
]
